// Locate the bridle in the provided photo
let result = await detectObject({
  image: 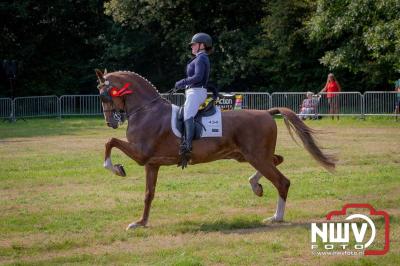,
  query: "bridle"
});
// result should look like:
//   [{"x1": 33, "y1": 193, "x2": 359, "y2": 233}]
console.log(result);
[{"x1": 98, "y1": 79, "x2": 162, "y2": 124}]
